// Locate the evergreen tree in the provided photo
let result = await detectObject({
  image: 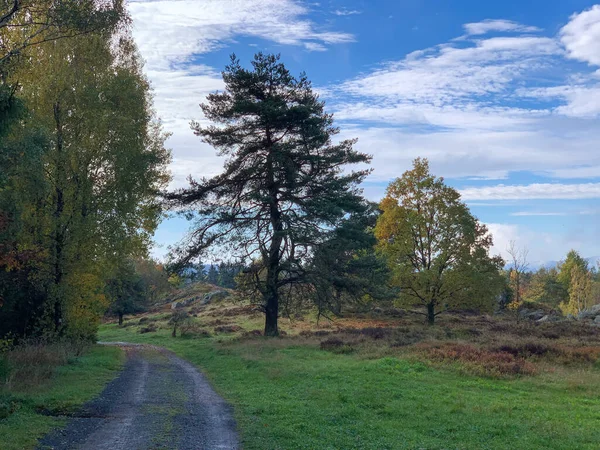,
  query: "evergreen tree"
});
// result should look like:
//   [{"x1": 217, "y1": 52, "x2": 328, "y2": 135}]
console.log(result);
[
  {"x1": 309, "y1": 204, "x2": 392, "y2": 317},
  {"x1": 167, "y1": 53, "x2": 371, "y2": 335},
  {"x1": 207, "y1": 265, "x2": 219, "y2": 285}
]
